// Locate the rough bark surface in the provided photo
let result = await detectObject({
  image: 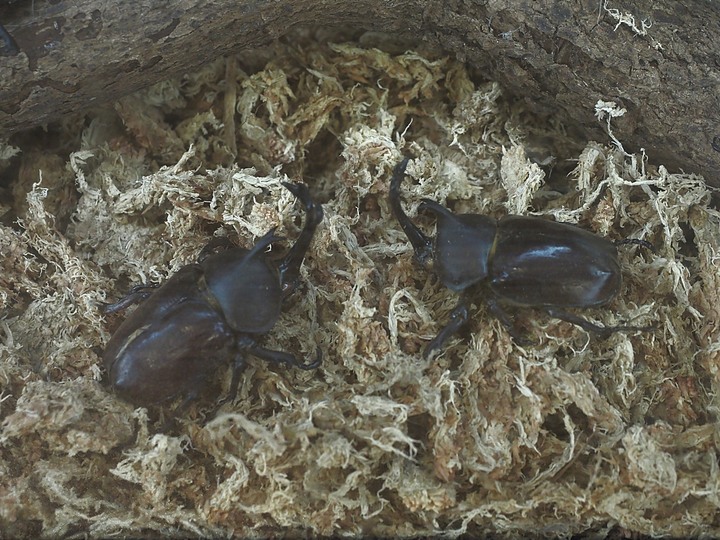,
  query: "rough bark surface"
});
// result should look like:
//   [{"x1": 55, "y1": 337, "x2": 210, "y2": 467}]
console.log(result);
[{"x1": 1, "y1": 0, "x2": 719, "y2": 185}]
